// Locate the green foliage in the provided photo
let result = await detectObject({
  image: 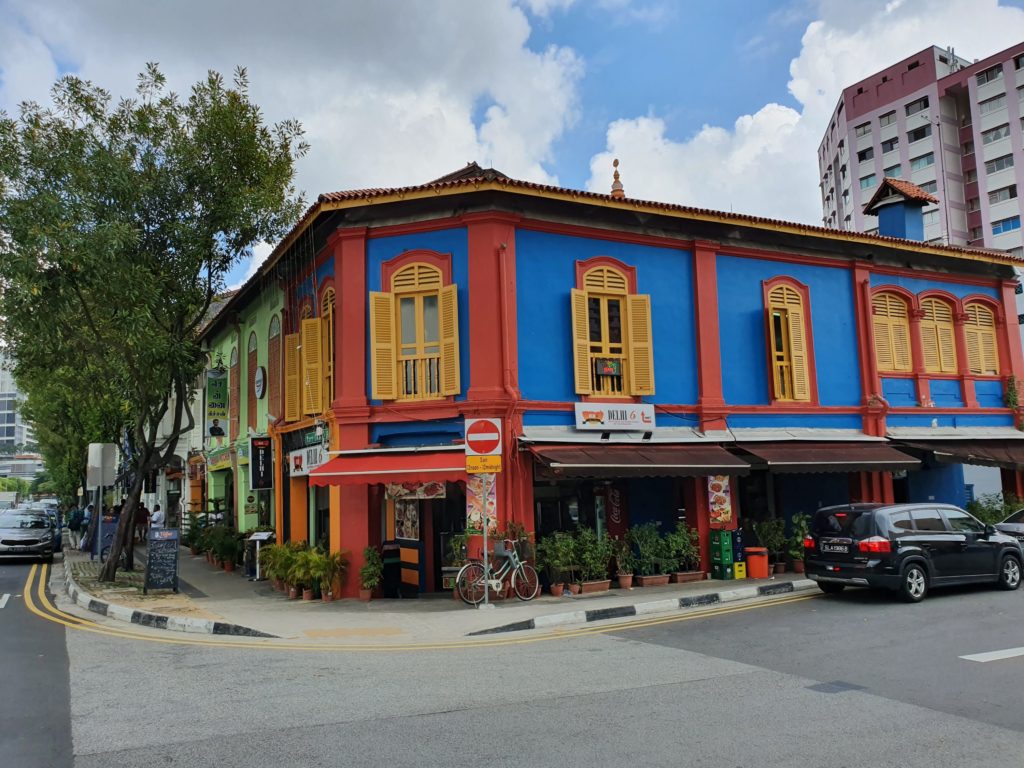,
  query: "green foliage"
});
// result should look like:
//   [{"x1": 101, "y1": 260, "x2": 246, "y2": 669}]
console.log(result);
[
  {"x1": 789, "y1": 513, "x2": 811, "y2": 561},
  {"x1": 967, "y1": 493, "x2": 1020, "y2": 525},
  {"x1": 320, "y1": 550, "x2": 349, "y2": 593},
  {"x1": 359, "y1": 546, "x2": 384, "y2": 590},
  {"x1": 287, "y1": 549, "x2": 322, "y2": 590},
  {"x1": 575, "y1": 527, "x2": 614, "y2": 582},
  {"x1": 536, "y1": 531, "x2": 578, "y2": 583},
  {"x1": 1006, "y1": 375, "x2": 1020, "y2": 410},
  {"x1": 182, "y1": 513, "x2": 203, "y2": 549},
  {"x1": 627, "y1": 523, "x2": 671, "y2": 576},
  {"x1": 754, "y1": 519, "x2": 787, "y2": 562},
  {"x1": 664, "y1": 520, "x2": 701, "y2": 572},
  {"x1": 0, "y1": 64, "x2": 307, "y2": 580},
  {"x1": 611, "y1": 537, "x2": 635, "y2": 575},
  {"x1": 257, "y1": 543, "x2": 281, "y2": 578},
  {"x1": 447, "y1": 532, "x2": 468, "y2": 567}
]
